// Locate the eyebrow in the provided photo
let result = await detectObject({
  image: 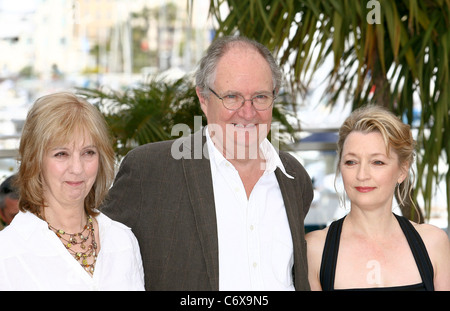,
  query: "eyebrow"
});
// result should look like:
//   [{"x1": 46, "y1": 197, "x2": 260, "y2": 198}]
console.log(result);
[
  {"x1": 50, "y1": 144, "x2": 98, "y2": 150},
  {"x1": 222, "y1": 89, "x2": 274, "y2": 95},
  {"x1": 343, "y1": 152, "x2": 388, "y2": 157}
]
